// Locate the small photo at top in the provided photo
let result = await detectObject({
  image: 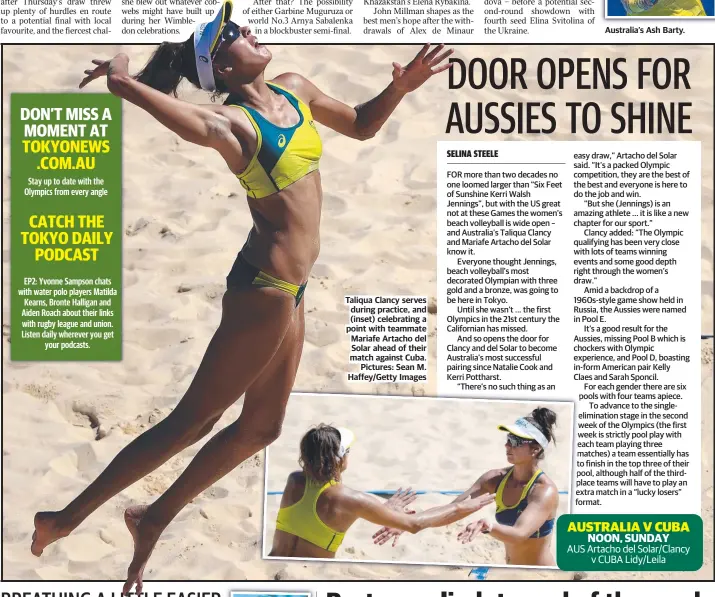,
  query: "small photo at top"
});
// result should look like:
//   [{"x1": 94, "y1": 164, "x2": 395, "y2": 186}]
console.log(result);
[{"x1": 606, "y1": 0, "x2": 713, "y2": 16}]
